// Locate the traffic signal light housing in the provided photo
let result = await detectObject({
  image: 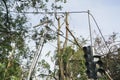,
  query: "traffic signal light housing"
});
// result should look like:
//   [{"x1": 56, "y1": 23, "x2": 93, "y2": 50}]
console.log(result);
[
  {"x1": 83, "y1": 46, "x2": 105, "y2": 79},
  {"x1": 93, "y1": 55, "x2": 105, "y2": 78},
  {"x1": 83, "y1": 46, "x2": 96, "y2": 79}
]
